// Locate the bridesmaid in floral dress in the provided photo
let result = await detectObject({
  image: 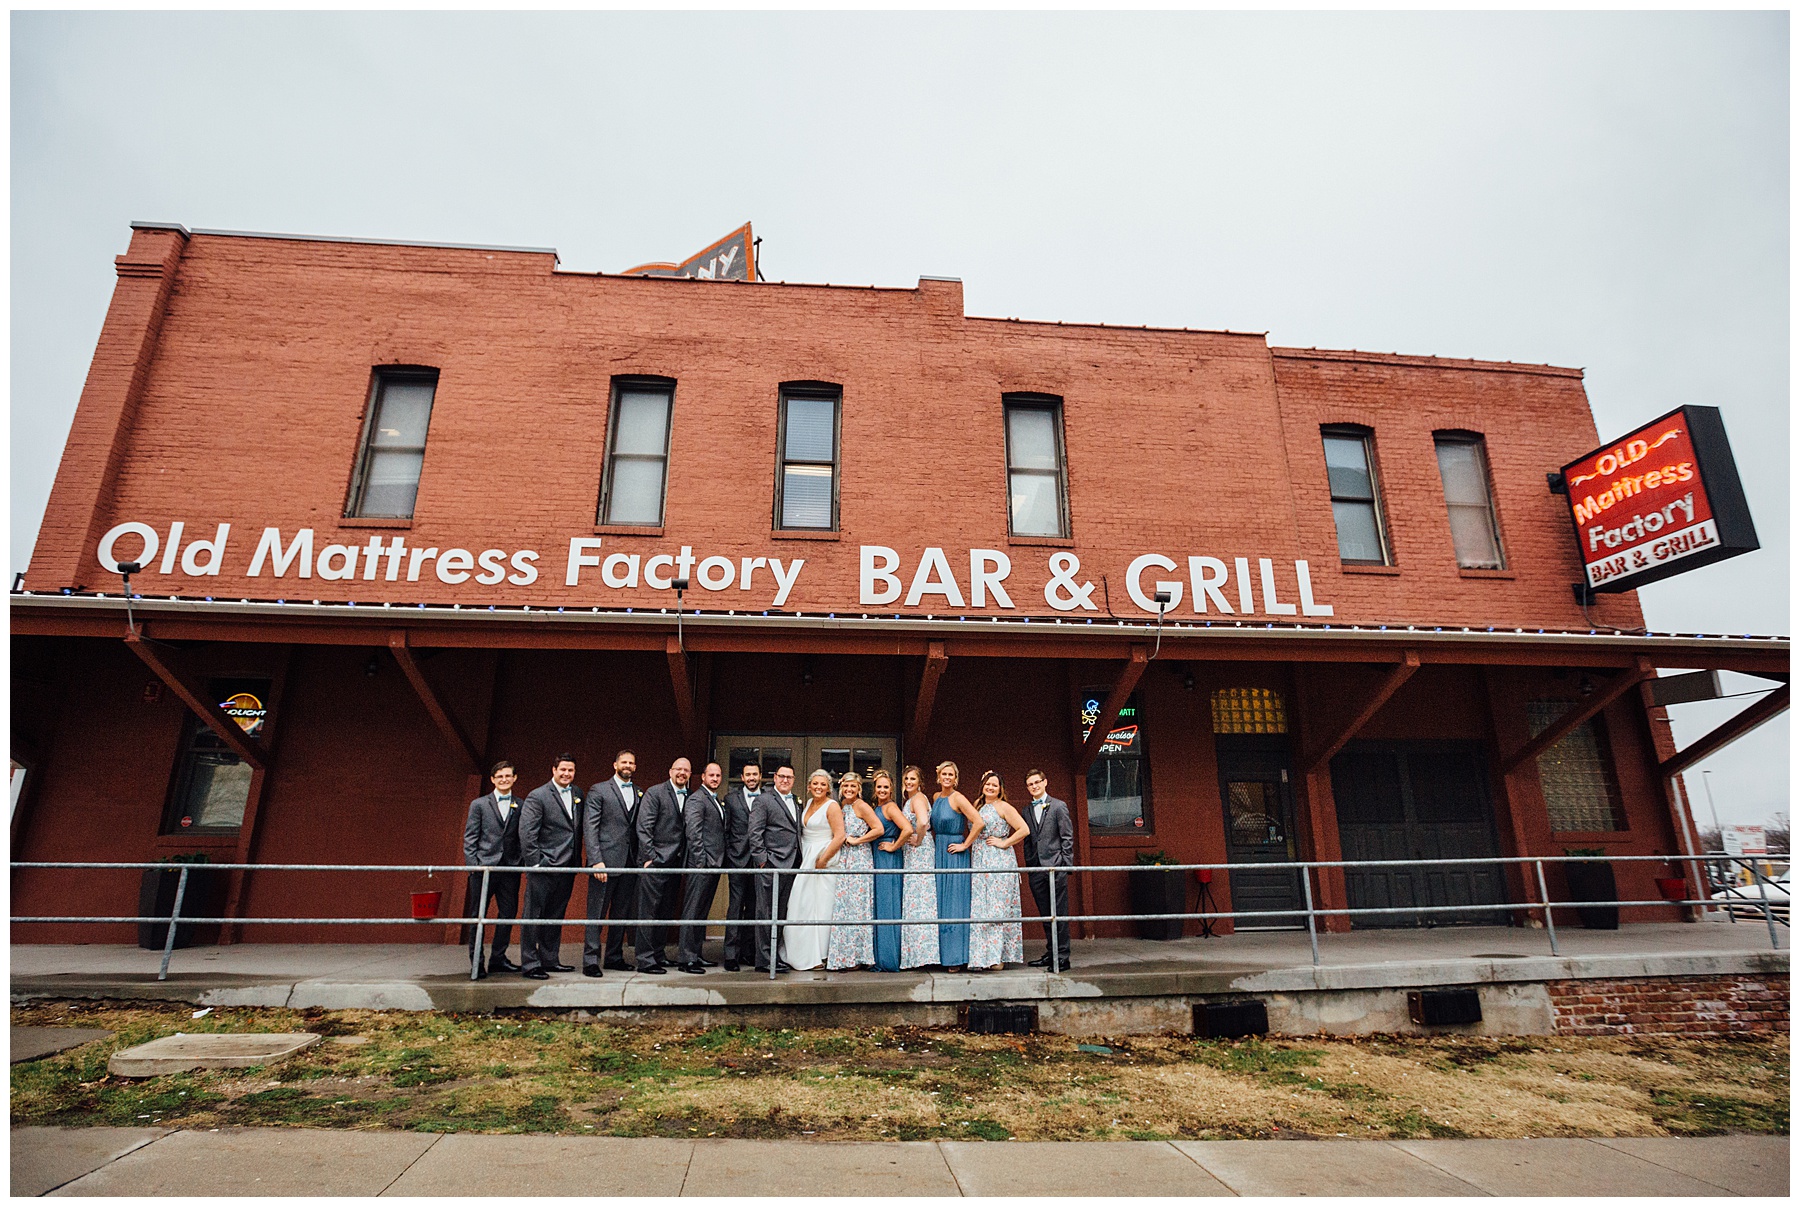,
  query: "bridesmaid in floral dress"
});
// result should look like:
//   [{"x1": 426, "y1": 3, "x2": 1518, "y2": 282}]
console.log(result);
[
  {"x1": 826, "y1": 772, "x2": 882, "y2": 970},
  {"x1": 898, "y1": 766, "x2": 941, "y2": 970},
  {"x1": 869, "y1": 770, "x2": 913, "y2": 972},
  {"x1": 967, "y1": 770, "x2": 1029, "y2": 970}
]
